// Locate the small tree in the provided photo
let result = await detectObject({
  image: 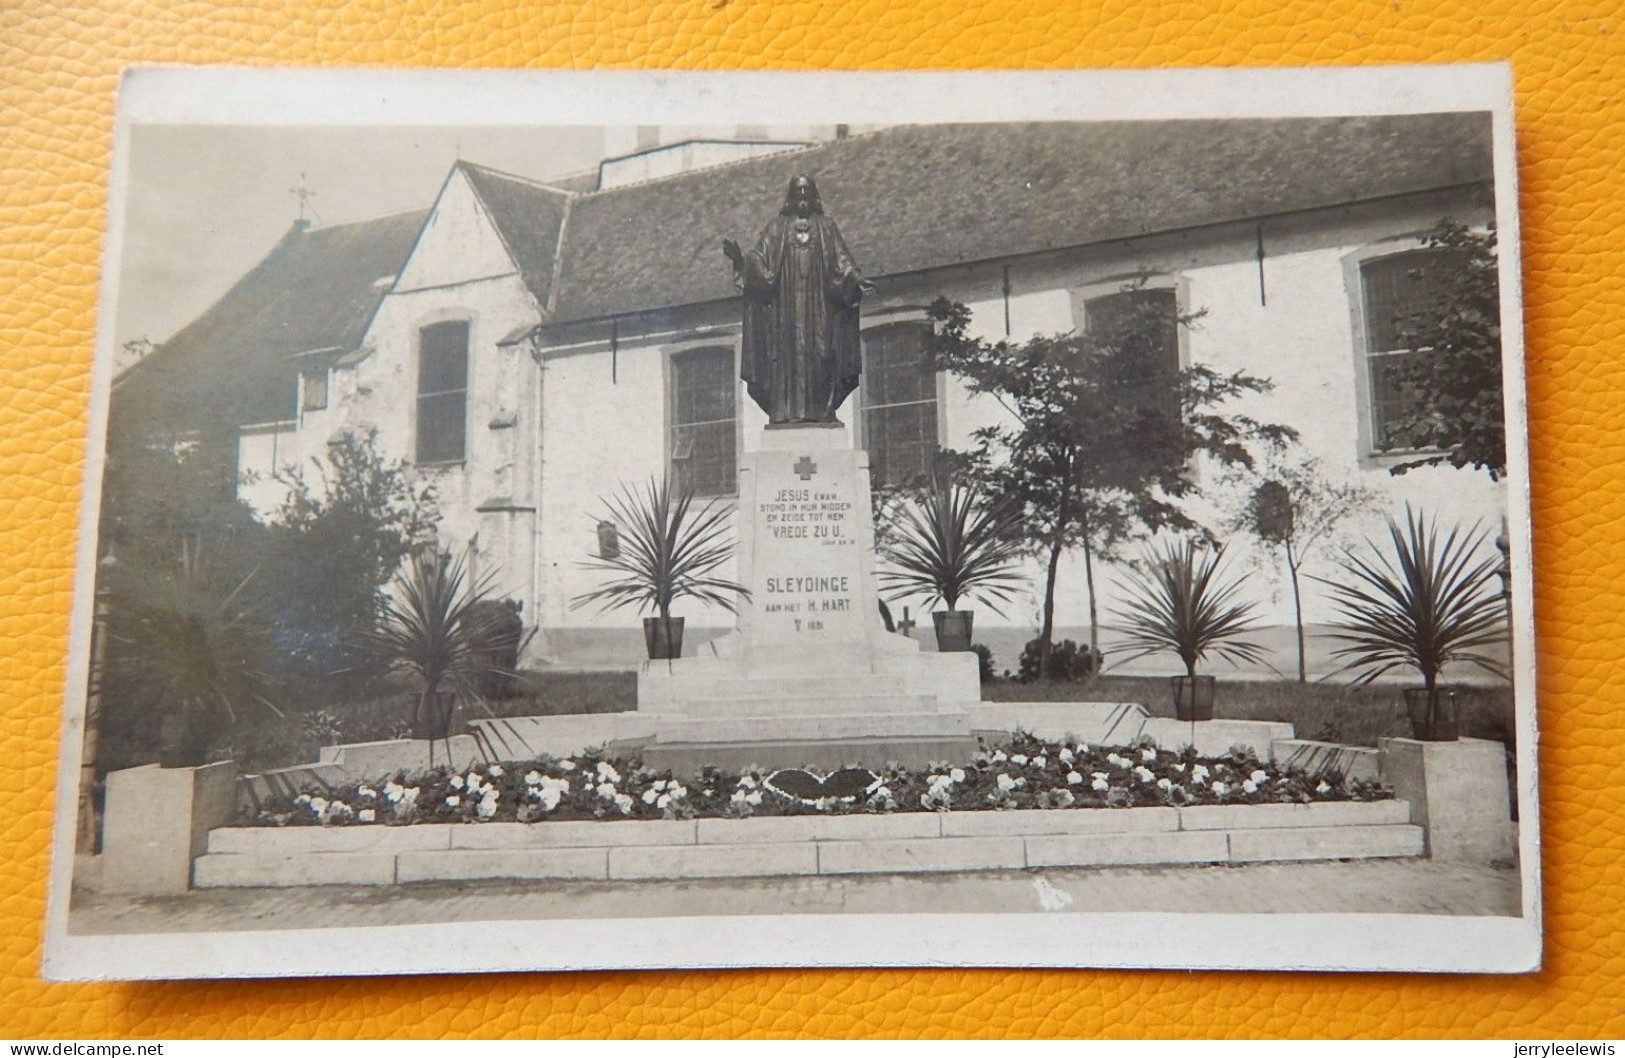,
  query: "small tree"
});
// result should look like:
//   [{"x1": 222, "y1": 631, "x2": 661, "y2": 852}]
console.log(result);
[
  {"x1": 1382, "y1": 221, "x2": 1505, "y2": 479},
  {"x1": 924, "y1": 290, "x2": 1294, "y2": 674},
  {"x1": 1223, "y1": 449, "x2": 1376, "y2": 682},
  {"x1": 265, "y1": 428, "x2": 440, "y2": 702}
]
